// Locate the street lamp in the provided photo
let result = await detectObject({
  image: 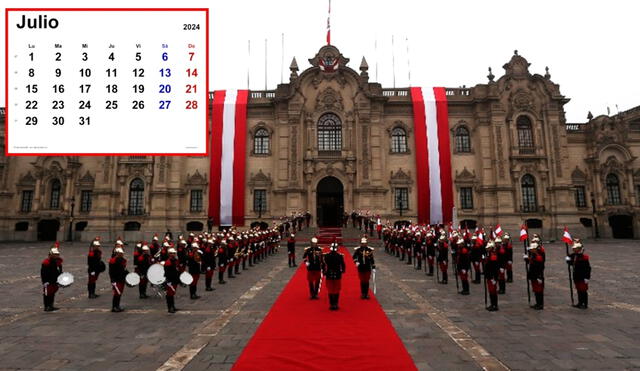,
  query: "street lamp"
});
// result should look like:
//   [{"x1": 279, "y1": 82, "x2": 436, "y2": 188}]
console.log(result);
[
  {"x1": 67, "y1": 196, "x2": 75, "y2": 242},
  {"x1": 590, "y1": 192, "x2": 600, "y2": 239}
]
